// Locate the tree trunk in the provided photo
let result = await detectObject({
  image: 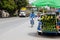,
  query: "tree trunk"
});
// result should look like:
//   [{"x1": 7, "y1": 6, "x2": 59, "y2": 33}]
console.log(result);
[{"x1": 18, "y1": 8, "x2": 21, "y2": 16}]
